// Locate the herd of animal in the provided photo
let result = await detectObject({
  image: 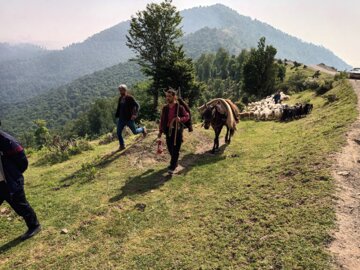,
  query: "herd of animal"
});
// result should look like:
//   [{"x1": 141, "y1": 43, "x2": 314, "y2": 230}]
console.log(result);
[
  {"x1": 239, "y1": 92, "x2": 313, "y2": 122},
  {"x1": 199, "y1": 92, "x2": 313, "y2": 153}
]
